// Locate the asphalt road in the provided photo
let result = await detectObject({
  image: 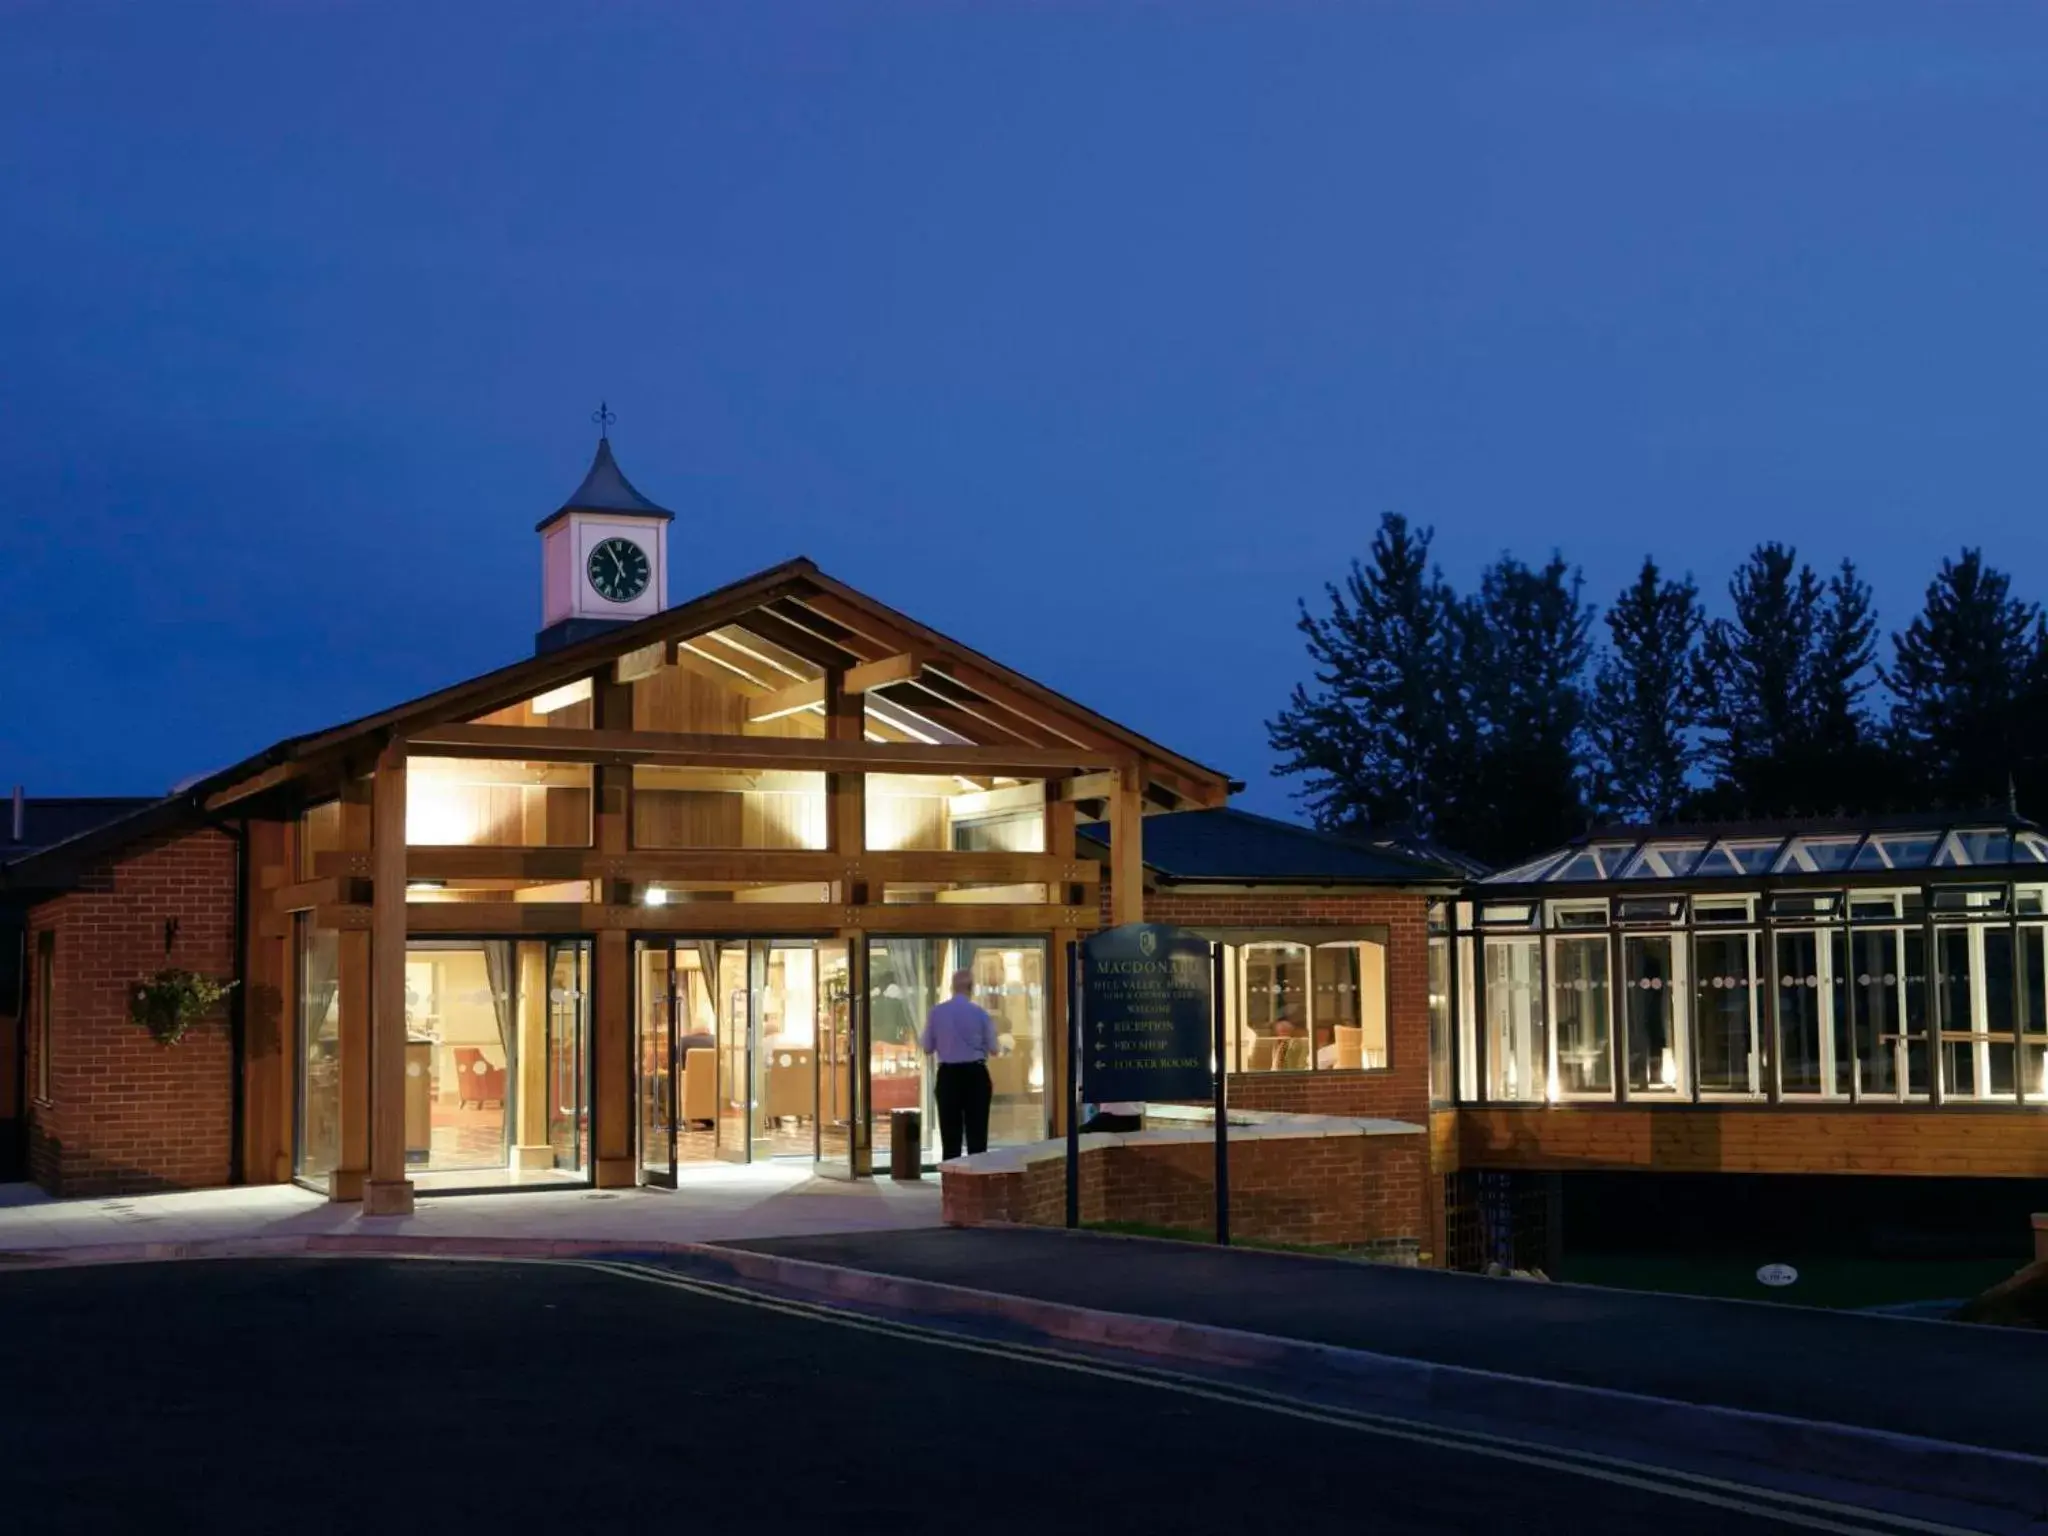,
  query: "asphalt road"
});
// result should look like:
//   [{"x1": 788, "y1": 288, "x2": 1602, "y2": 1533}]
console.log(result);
[
  {"x1": 737, "y1": 1226, "x2": 2048, "y2": 1455},
  {"x1": 0, "y1": 1259, "x2": 1949, "y2": 1534}
]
